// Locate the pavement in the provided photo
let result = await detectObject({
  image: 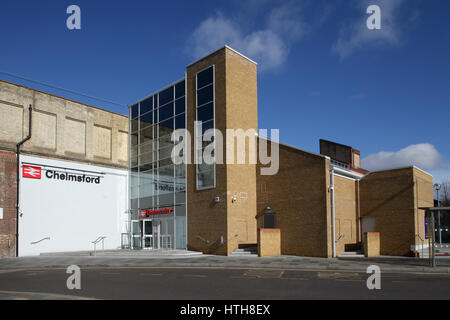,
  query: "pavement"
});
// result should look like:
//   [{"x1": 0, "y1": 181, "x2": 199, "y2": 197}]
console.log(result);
[{"x1": 1, "y1": 250, "x2": 450, "y2": 274}]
